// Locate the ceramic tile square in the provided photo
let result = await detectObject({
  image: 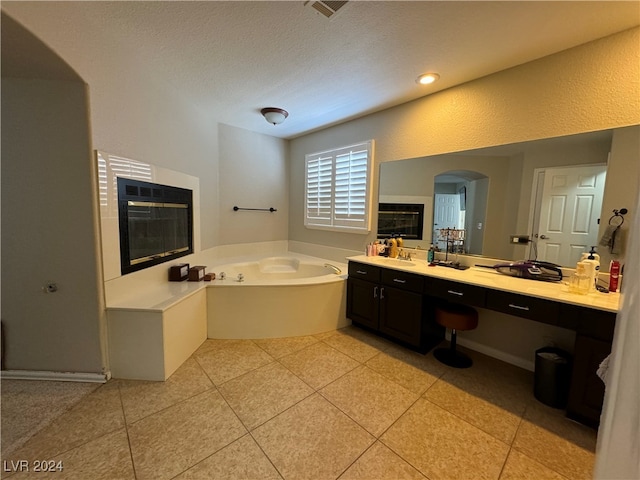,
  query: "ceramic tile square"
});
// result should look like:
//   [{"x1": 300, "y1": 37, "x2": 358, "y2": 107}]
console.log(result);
[
  {"x1": 440, "y1": 352, "x2": 534, "y2": 406},
  {"x1": 381, "y1": 342, "x2": 447, "y2": 378},
  {"x1": 522, "y1": 400, "x2": 597, "y2": 452},
  {"x1": 322, "y1": 330, "x2": 385, "y2": 363},
  {"x1": 174, "y1": 434, "x2": 282, "y2": 480},
  {"x1": 119, "y1": 357, "x2": 213, "y2": 424},
  {"x1": 313, "y1": 329, "x2": 339, "y2": 341},
  {"x1": 339, "y1": 441, "x2": 427, "y2": 480},
  {"x1": 365, "y1": 351, "x2": 440, "y2": 395},
  {"x1": 499, "y1": 449, "x2": 567, "y2": 480},
  {"x1": 424, "y1": 379, "x2": 525, "y2": 444},
  {"x1": 193, "y1": 338, "x2": 254, "y2": 356},
  {"x1": 194, "y1": 339, "x2": 274, "y2": 385},
  {"x1": 381, "y1": 398, "x2": 509, "y2": 480},
  {"x1": 3, "y1": 381, "x2": 125, "y2": 464},
  {"x1": 253, "y1": 335, "x2": 319, "y2": 358},
  {"x1": 128, "y1": 390, "x2": 246, "y2": 480},
  {"x1": 279, "y1": 342, "x2": 360, "y2": 390},
  {"x1": 252, "y1": 394, "x2": 374, "y2": 480},
  {"x1": 320, "y1": 365, "x2": 418, "y2": 436},
  {"x1": 219, "y1": 362, "x2": 314, "y2": 430},
  {"x1": 512, "y1": 403, "x2": 597, "y2": 479},
  {"x1": 9, "y1": 429, "x2": 135, "y2": 480}
]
